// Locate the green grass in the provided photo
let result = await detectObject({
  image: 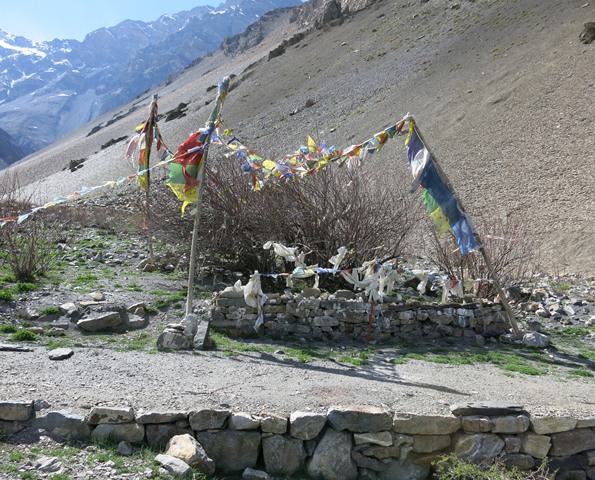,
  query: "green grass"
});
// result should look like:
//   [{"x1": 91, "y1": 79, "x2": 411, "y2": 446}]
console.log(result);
[
  {"x1": 0, "y1": 324, "x2": 18, "y2": 333},
  {"x1": 10, "y1": 329, "x2": 38, "y2": 341},
  {"x1": 40, "y1": 306, "x2": 60, "y2": 315},
  {"x1": 71, "y1": 273, "x2": 99, "y2": 287},
  {"x1": 568, "y1": 368, "x2": 594, "y2": 378},
  {"x1": 0, "y1": 289, "x2": 15, "y2": 301},
  {"x1": 434, "y1": 453, "x2": 553, "y2": 479},
  {"x1": 391, "y1": 348, "x2": 551, "y2": 376}
]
